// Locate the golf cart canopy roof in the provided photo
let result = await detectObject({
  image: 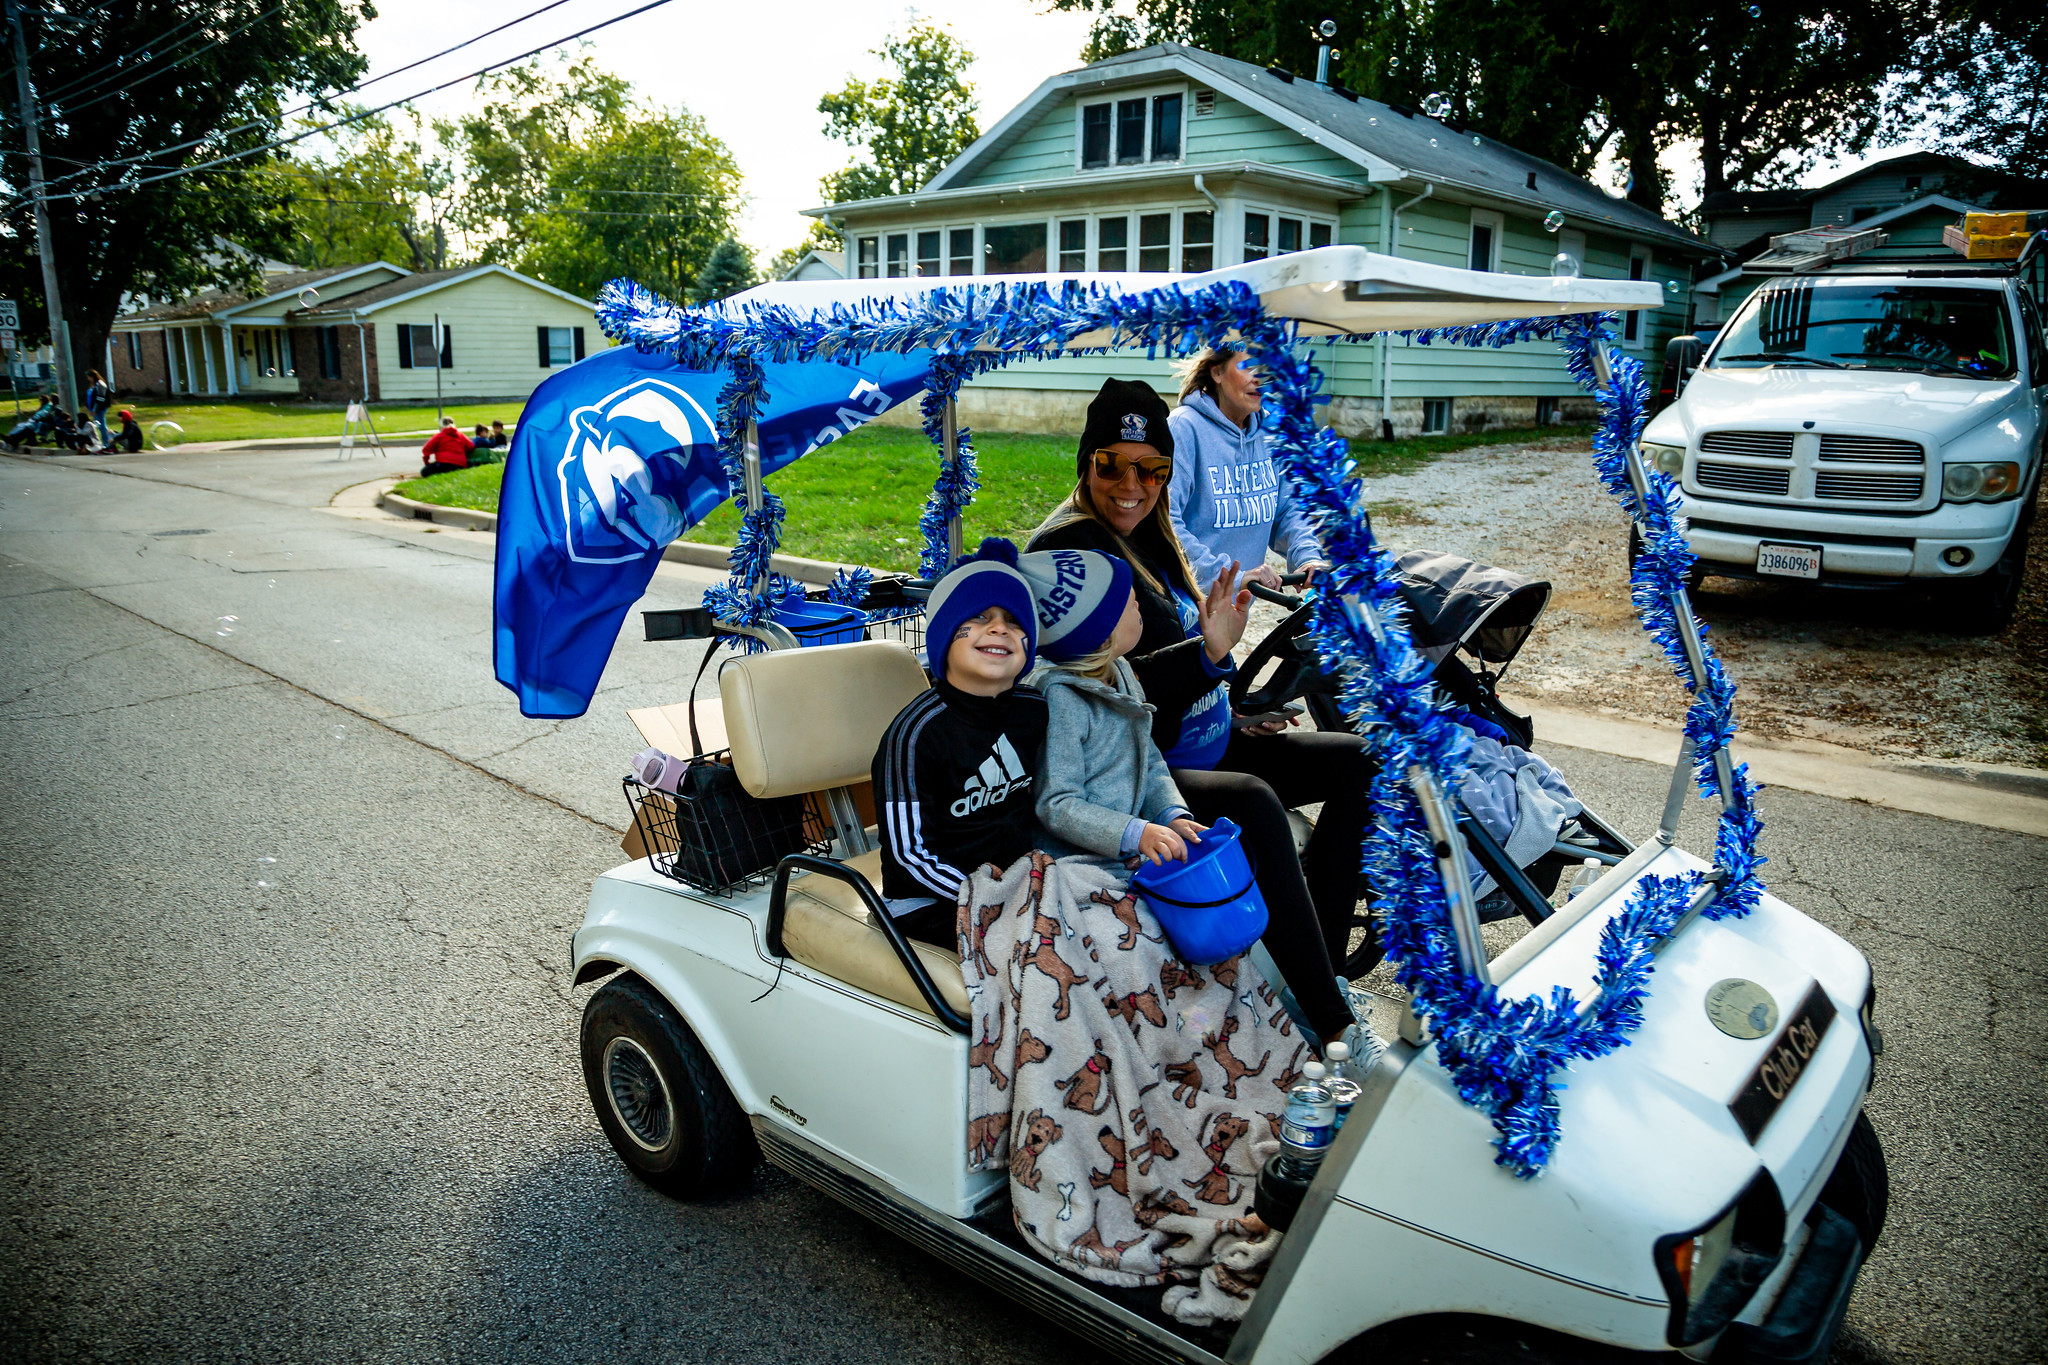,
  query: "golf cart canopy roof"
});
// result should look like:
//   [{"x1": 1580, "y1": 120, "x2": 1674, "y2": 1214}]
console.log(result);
[{"x1": 724, "y1": 246, "x2": 1664, "y2": 342}]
